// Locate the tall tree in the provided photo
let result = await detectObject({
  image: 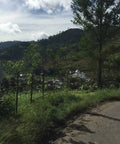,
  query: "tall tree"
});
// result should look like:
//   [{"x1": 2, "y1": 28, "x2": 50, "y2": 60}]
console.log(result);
[
  {"x1": 71, "y1": 0, "x2": 120, "y2": 88},
  {"x1": 5, "y1": 60, "x2": 24, "y2": 113},
  {"x1": 23, "y1": 43, "x2": 41, "y2": 103}
]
